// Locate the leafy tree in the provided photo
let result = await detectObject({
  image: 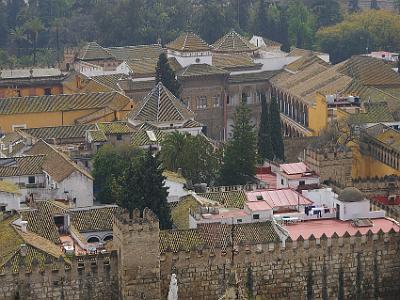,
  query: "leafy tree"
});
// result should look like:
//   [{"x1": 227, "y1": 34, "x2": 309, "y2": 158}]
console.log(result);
[
  {"x1": 24, "y1": 18, "x2": 45, "y2": 65},
  {"x1": 0, "y1": 1, "x2": 8, "y2": 48},
  {"x1": 287, "y1": 0, "x2": 316, "y2": 49},
  {"x1": 279, "y1": 7, "x2": 290, "y2": 52},
  {"x1": 9, "y1": 26, "x2": 28, "y2": 57},
  {"x1": 317, "y1": 10, "x2": 400, "y2": 63},
  {"x1": 308, "y1": 0, "x2": 343, "y2": 28},
  {"x1": 270, "y1": 96, "x2": 284, "y2": 161},
  {"x1": 348, "y1": 0, "x2": 360, "y2": 13},
  {"x1": 237, "y1": 0, "x2": 251, "y2": 31},
  {"x1": 155, "y1": 52, "x2": 181, "y2": 97},
  {"x1": 258, "y1": 93, "x2": 274, "y2": 161},
  {"x1": 220, "y1": 101, "x2": 257, "y2": 186},
  {"x1": 195, "y1": 0, "x2": 226, "y2": 43},
  {"x1": 160, "y1": 132, "x2": 220, "y2": 185}
]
